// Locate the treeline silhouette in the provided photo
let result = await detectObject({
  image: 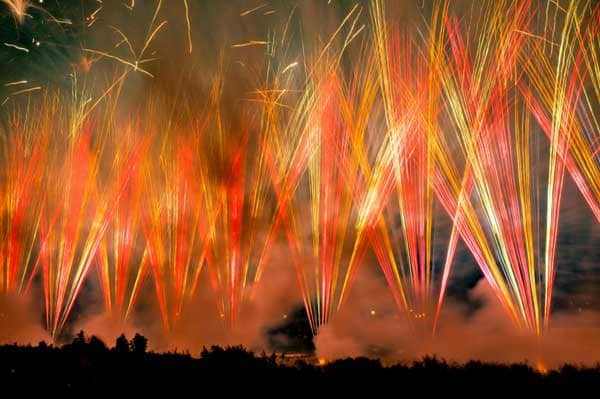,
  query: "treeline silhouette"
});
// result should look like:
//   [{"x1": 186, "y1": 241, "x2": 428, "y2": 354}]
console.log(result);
[{"x1": 1, "y1": 332, "x2": 599, "y2": 394}]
